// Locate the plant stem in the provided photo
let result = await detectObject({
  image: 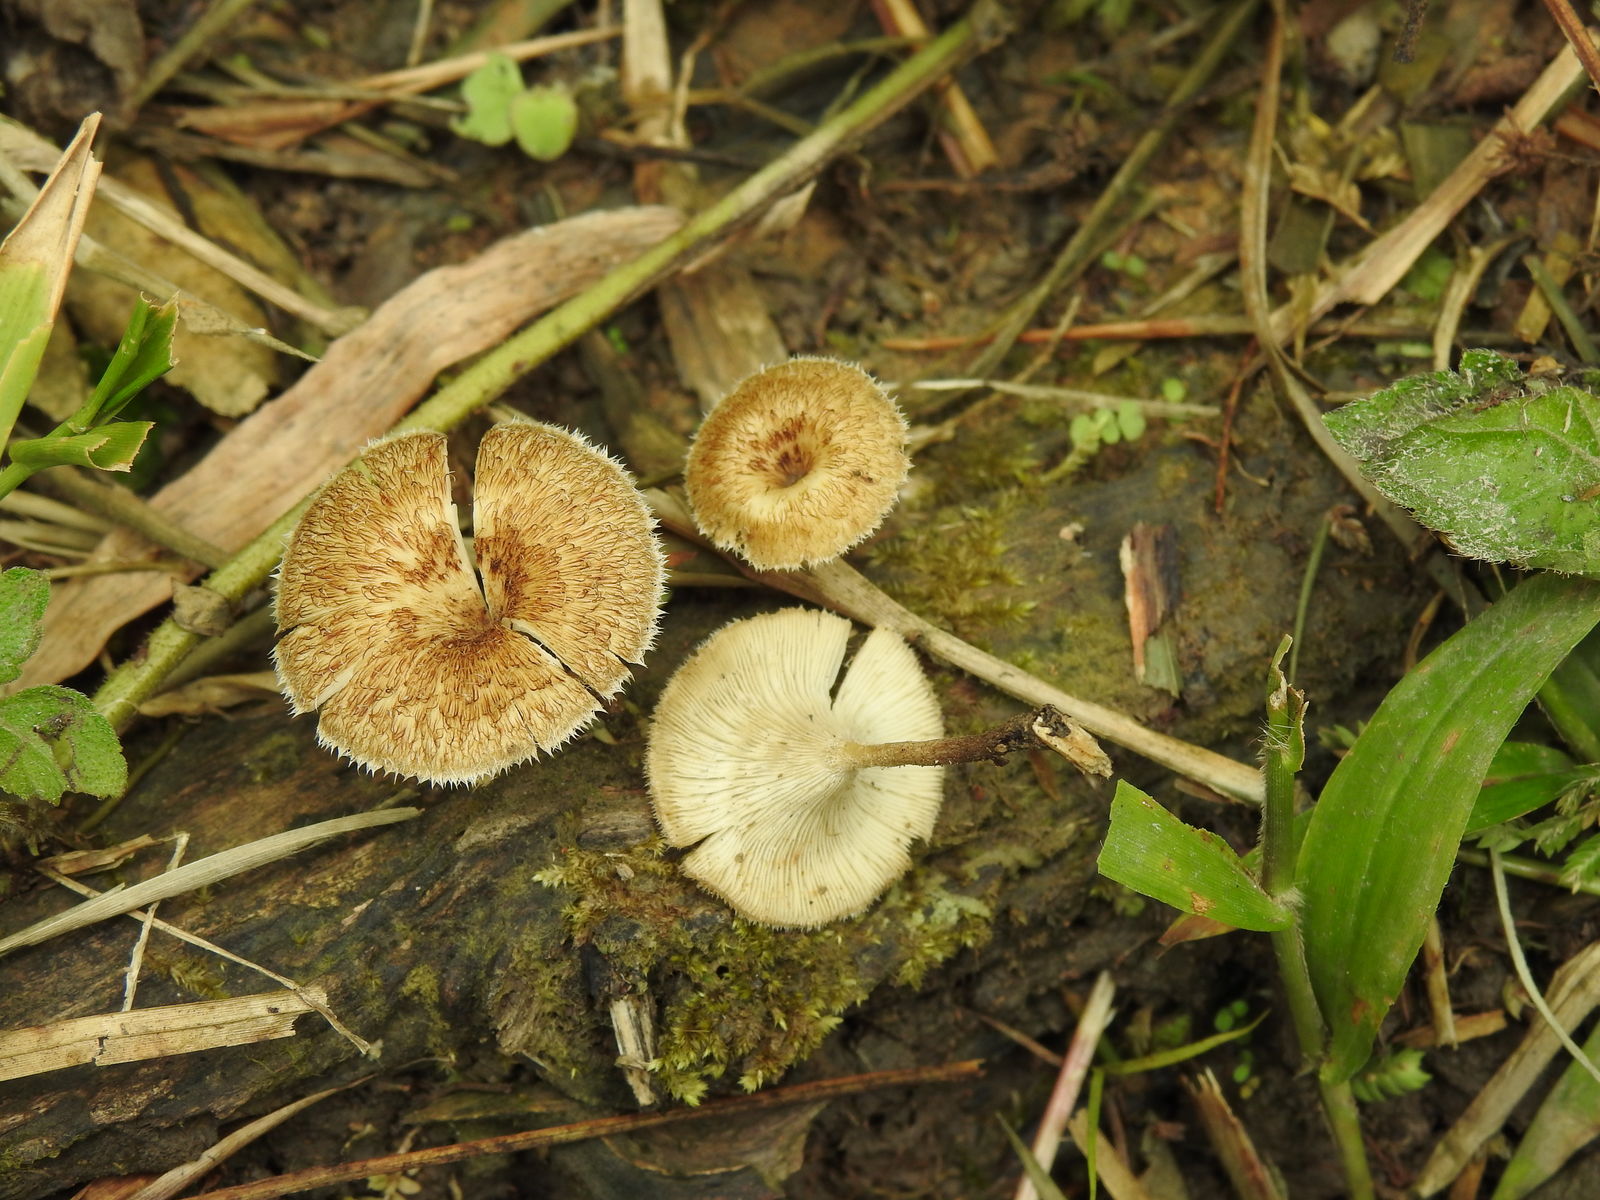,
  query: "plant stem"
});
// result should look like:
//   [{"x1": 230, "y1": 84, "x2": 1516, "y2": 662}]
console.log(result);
[
  {"x1": 1316, "y1": 1077, "x2": 1372, "y2": 1198},
  {"x1": 36, "y1": 466, "x2": 229, "y2": 567},
  {"x1": 791, "y1": 558, "x2": 1265, "y2": 802},
  {"x1": 0, "y1": 461, "x2": 37, "y2": 502},
  {"x1": 89, "y1": 3, "x2": 1006, "y2": 731},
  {"x1": 1263, "y1": 637, "x2": 1373, "y2": 1200}
]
